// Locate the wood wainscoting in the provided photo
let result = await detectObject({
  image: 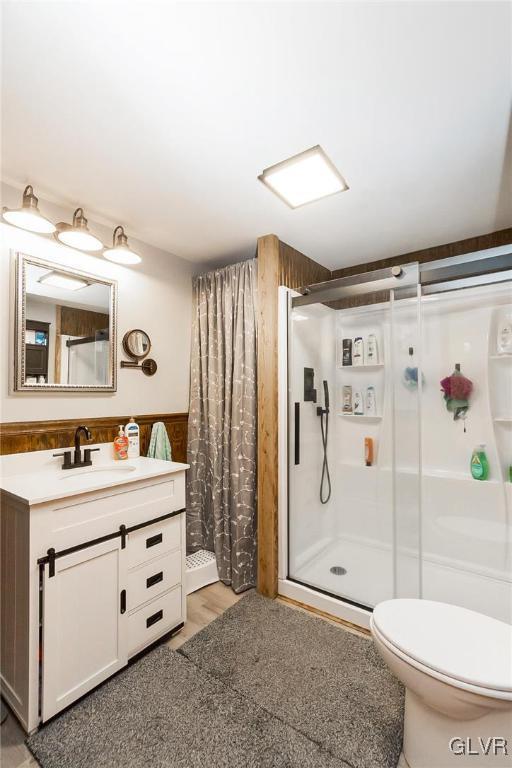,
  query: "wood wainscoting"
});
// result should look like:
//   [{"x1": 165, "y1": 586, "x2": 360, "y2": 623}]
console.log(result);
[{"x1": 0, "y1": 413, "x2": 189, "y2": 463}]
